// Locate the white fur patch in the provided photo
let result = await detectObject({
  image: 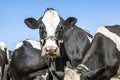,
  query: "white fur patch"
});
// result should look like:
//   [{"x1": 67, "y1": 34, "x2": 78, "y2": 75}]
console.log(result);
[
  {"x1": 14, "y1": 40, "x2": 41, "y2": 50},
  {"x1": 6, "y1": 50, "x2": 10, "y2": 61},
  {"x1": 42, "y1": 9, "x2": 60, "y2": 36},
  {"x1": 33, "y1": 73, "x2": 48, "y2": 80},
  {"x1": 97, "y1": 26, "x2": 120, "y2": 51},
  {"x1": 14, "y1": 41, "x2": 23, "y2": 50},
  {"x1": 26, "y1": 40, "x2": 41, "y2": 50},
  {"x1": 0, "y1": 42, "x2": 6, "y2": 51},
  {"x1": 64, "y1": 67, "x2": 81, "y2": 80},
  {"x1": 41, "y1": 39, "x2": 59, "y2": 56},
  {"x1": 41, "y1": 72, "x2": 48, "y2": 80},
  {"x1": 0, "y1": 42, "x2": 10, "y2": 62},
  {"x1": 41, "y1": 9, "x2": 60, "y2": 57},
  {"x1": 87, "y1": 35, "x2": 93, "y2": 43},
  {"x1": 110, "y1": 78, "x2": 120, "y2": 80},
  {"x1": 43, "y1": 39, "x2": 58, "y2": 48},
  {"x1": 84, "y1": 29, "x2": 93, "y2": 43}
]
